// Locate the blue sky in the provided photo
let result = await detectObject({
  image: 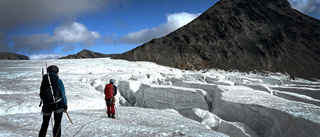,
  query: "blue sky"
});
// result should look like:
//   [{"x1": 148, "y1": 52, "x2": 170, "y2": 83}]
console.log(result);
[{"x1": 0, "y1": 0, "x2": 319, "y2": 59}]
